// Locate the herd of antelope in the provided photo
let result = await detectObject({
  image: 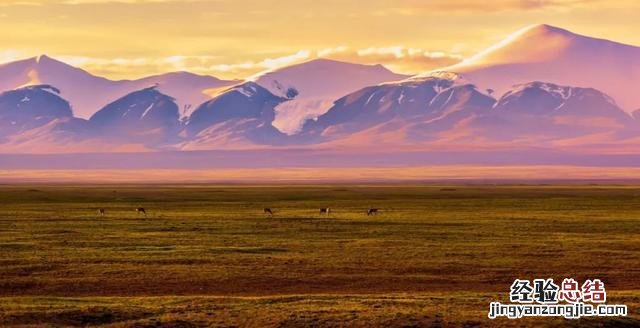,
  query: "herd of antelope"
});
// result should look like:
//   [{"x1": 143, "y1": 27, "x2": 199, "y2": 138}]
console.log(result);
[
  {"x1": 97, "y1": 207, "x2": 146, "y2": 217},
  {"x1": 96, "y1": 207, "x2": 379, "y2": 217},
  {"x1": 264, "y1": 207, "x2": 379, "y2": 216}
]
